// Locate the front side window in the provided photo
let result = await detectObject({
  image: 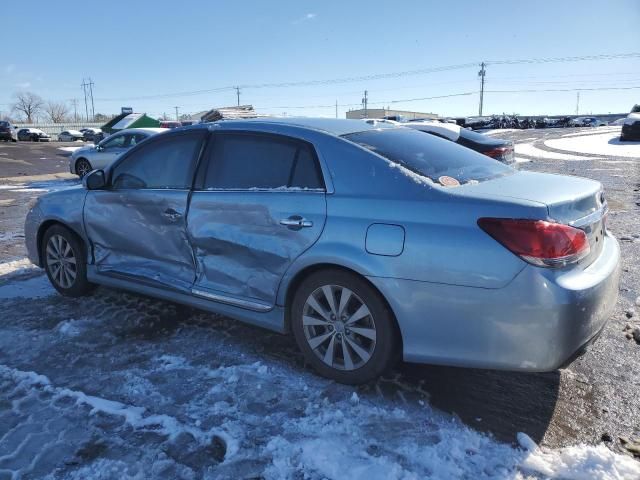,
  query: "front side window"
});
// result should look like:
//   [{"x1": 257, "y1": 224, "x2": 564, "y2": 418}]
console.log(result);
[
  {"x1": 111, "y1": 132, "x2": 203, "y2": 190},
  {"x1": 131, "y1": 133, "x2": 148, "y2": 146},
  {"x1": 343, "y1": 128, "x2": 513, "y2": 185},
  {"x1": 203, "y1": 133, "x2": 324, "y2": 190},
  {"x1": 101, "y1": 134, "x2": 126, "y2": 149}
]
